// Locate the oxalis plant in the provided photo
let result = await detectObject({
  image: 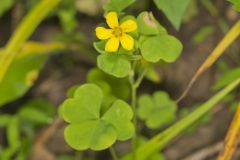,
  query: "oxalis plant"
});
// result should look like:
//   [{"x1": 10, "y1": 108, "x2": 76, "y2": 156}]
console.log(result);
[
  {"x1": 0, "y1": 0, "x2": 239, "y2": 160},
  {"x1": 58, "y1": 1, "x2": 240, "y2": 160},
  {"x1": 59, "y1": 2, "x2": 182, "y2": 160}
]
